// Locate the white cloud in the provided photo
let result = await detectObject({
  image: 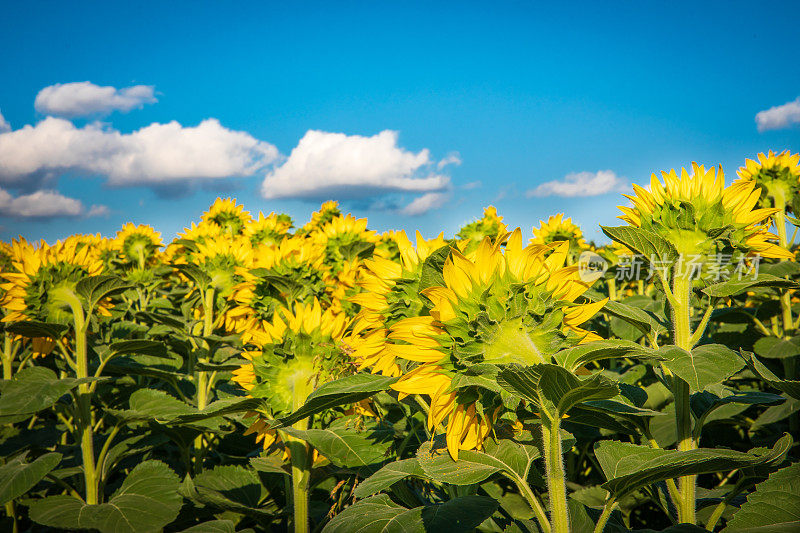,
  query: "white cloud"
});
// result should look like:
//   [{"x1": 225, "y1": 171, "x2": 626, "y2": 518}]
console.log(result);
[
  {"x1": 0, "y1": 187, "x2": 106, "y2": 218},
  {"x1": 35, "y1": 81, "x2": 157, "y2": 117},
  {"x1": 0, "y1": 110, "x2": 9, "y2": 133},
  {"x1": 437, "y1": 152, "x2": 462, "y2": 170},
  {"x1": 0, "y1": 117, "x2": 279, "y2": 187},
  {"x1": 87, "y1": 204, "x2": 110, "y2": 217},
  {"x1": 526, "y1": 170, "x2": 628, "y2": 198},
  {"x1": 400, "y1": 192, "x2": 449, "y2": 216},
  {"x1": 261, "y1": 130, "x2": 451, "y2": 200},
  {"x1": 462, "y1": 181, "x2": 481, "y2": 190},
  {"x1": 755, "y1": 97, "x2": 800, "y2": 132}
]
